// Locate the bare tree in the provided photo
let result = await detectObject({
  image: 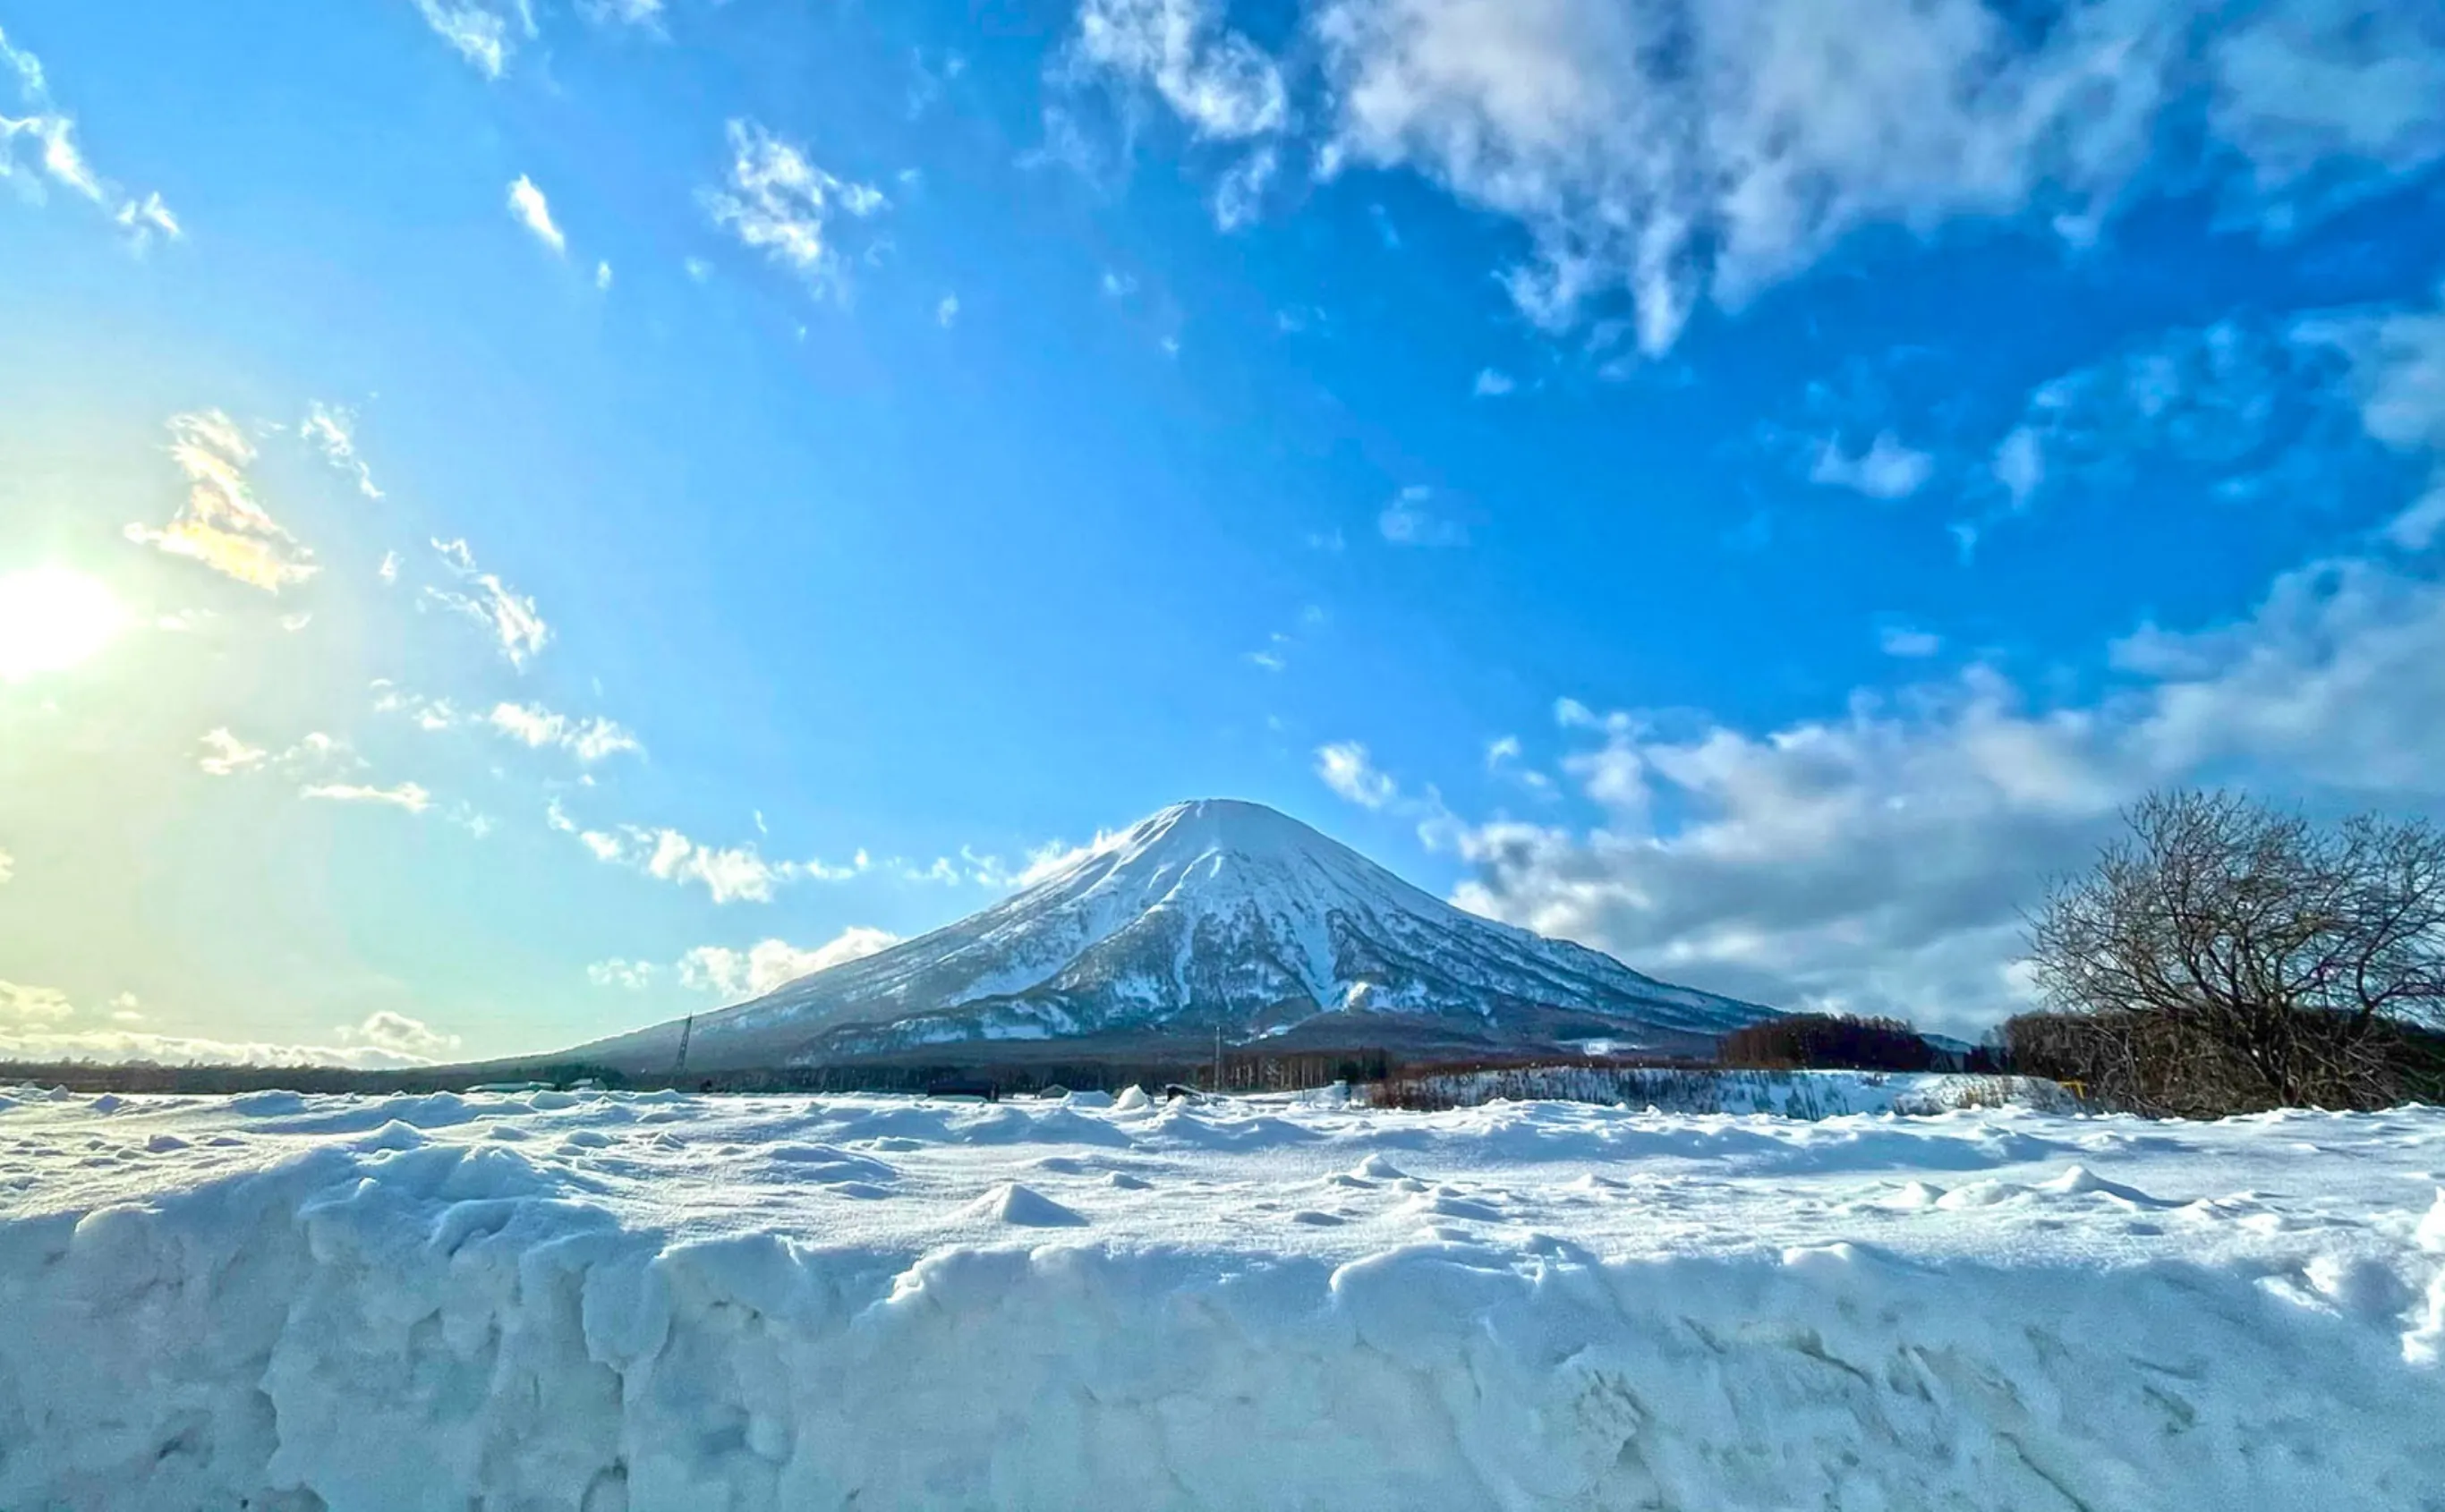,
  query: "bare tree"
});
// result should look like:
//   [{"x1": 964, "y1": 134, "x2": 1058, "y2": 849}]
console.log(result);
[{"x1": 2022, "y1": 790, "x2": 2445, "y2": 1113}]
